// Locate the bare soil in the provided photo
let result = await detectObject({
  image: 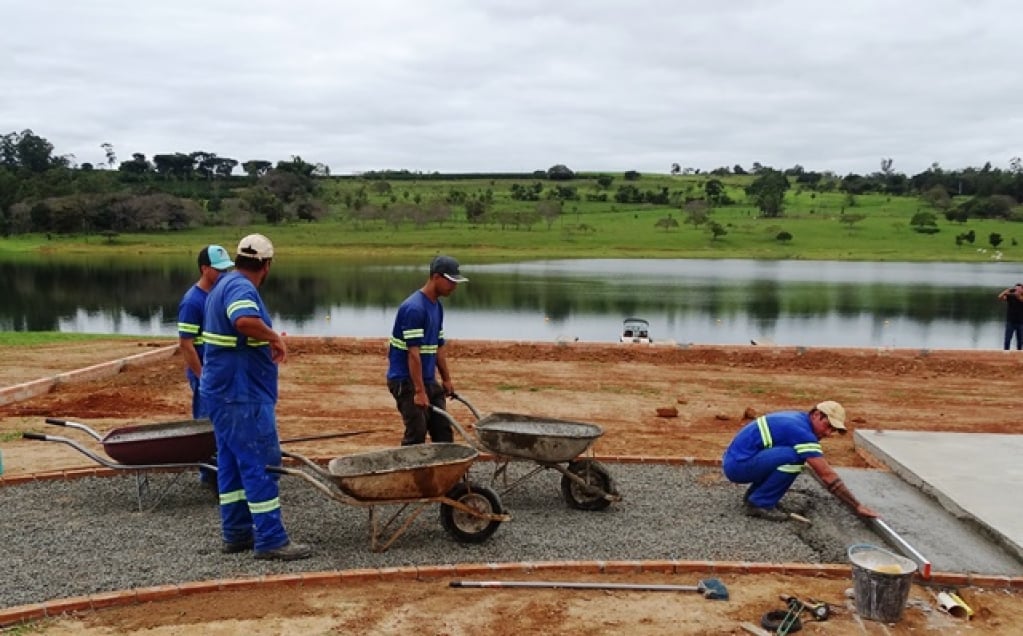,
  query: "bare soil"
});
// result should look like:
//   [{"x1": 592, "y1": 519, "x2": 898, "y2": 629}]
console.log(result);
[{"x1": 3, "y1": 338, "x2": 1022, "y2": 634}]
